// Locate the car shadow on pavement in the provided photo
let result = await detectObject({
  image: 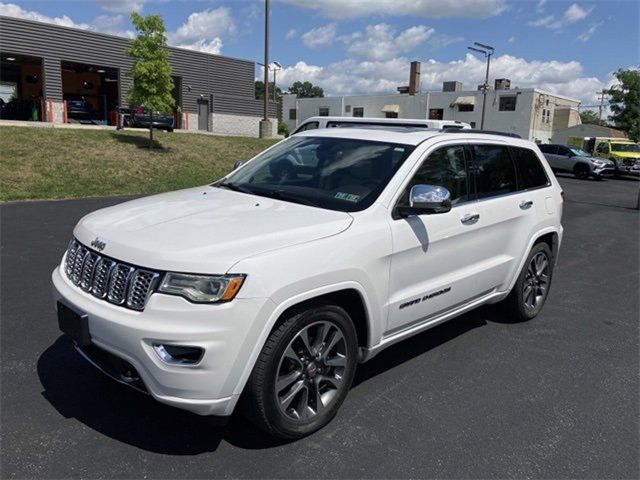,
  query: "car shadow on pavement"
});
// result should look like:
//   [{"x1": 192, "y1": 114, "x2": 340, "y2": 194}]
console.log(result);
[
  {"x1": 37, "y1": 336, "x2": 290, "y2": 454},
  {"x1": 352, "y1": 307, "x2": 490, "y2": 388},
  {"x1": 37, "y1": 307, "x2": 499, "y2": 454}
]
